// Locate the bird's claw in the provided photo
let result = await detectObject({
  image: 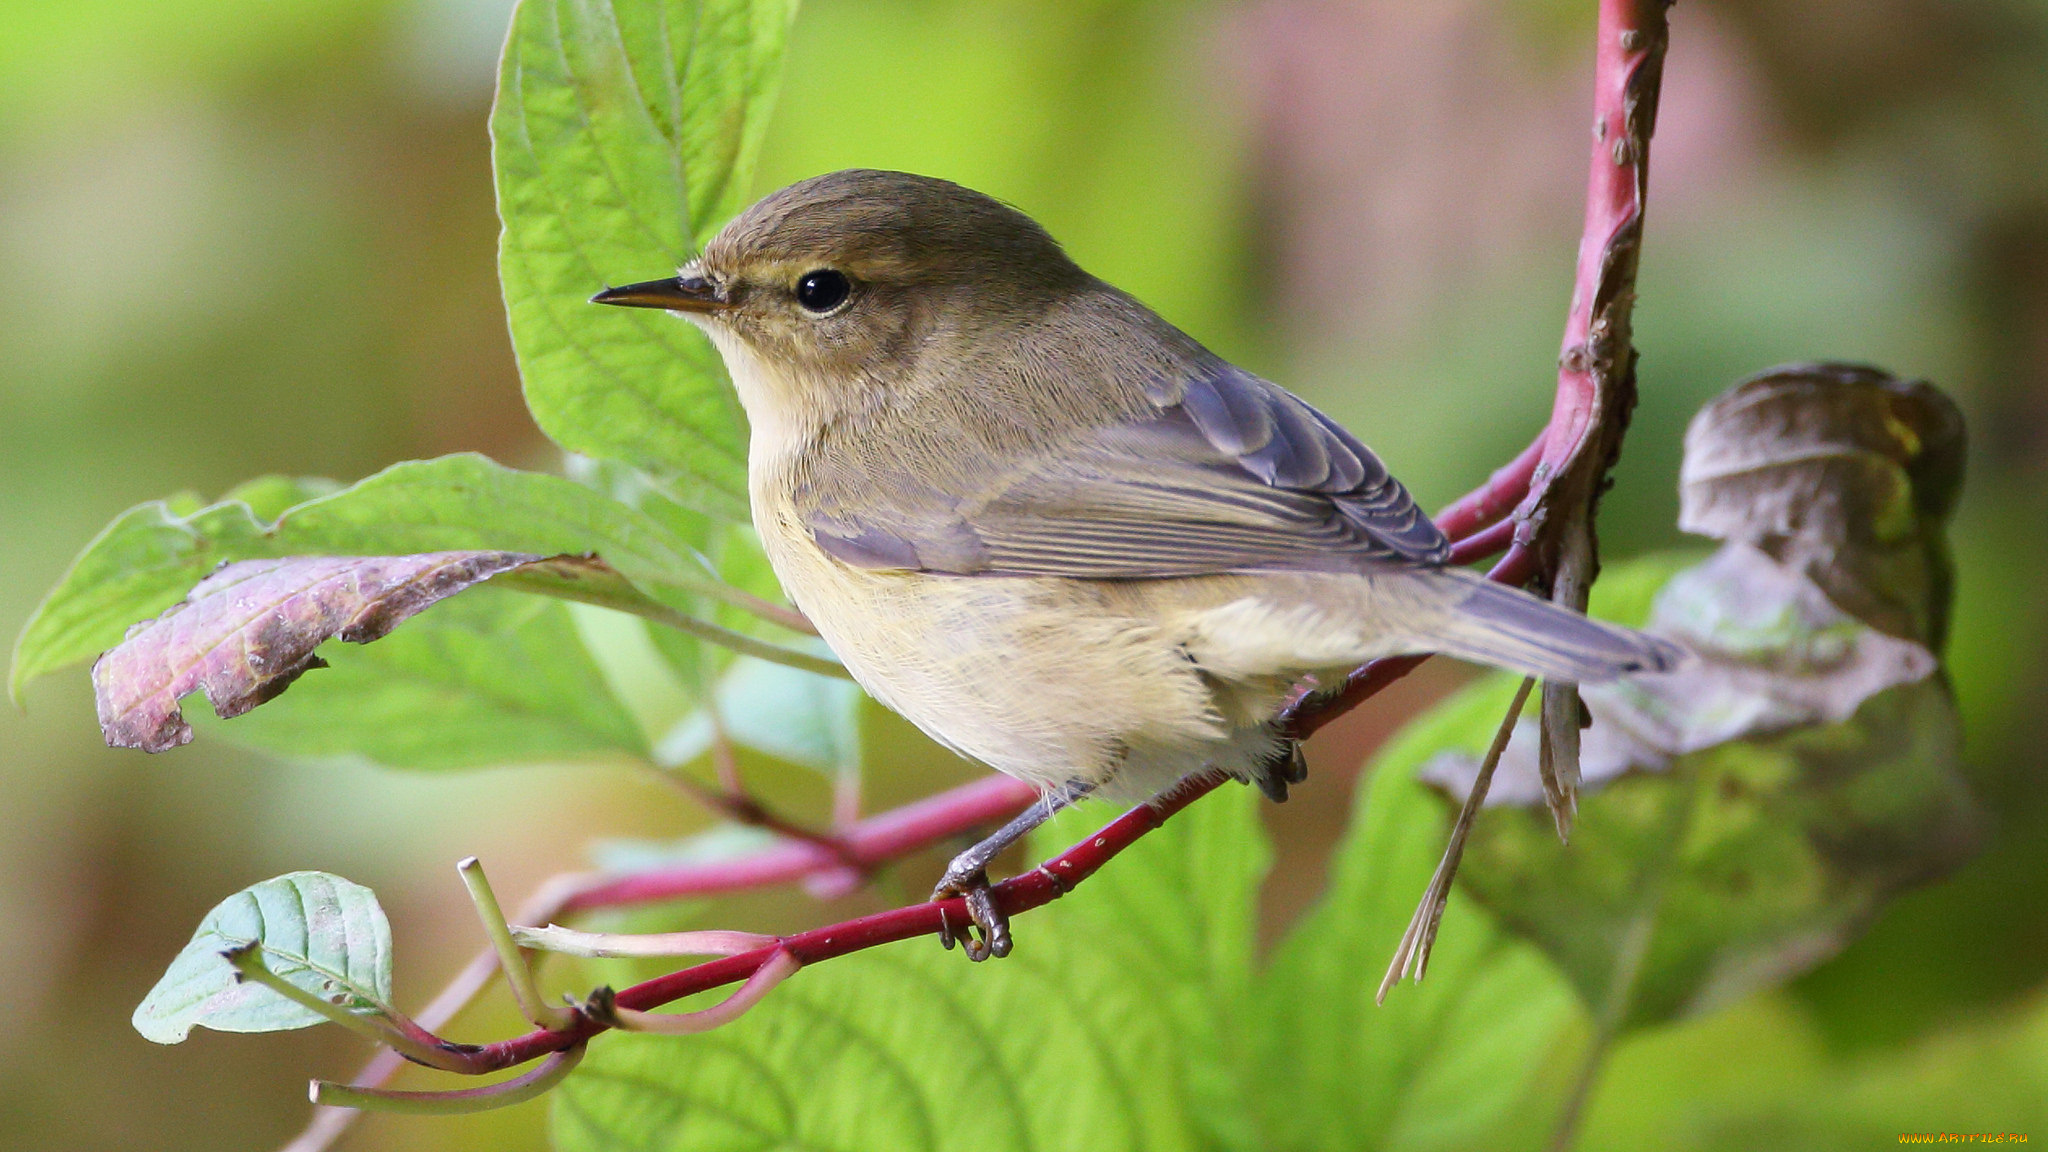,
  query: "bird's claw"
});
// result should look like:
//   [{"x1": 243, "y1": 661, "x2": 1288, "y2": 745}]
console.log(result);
[
  {"x1": 1255, "y1": 740, "x2": 1310, "y2": 803},
  {"x1": 932, "y1": 868, "x2": 1012, "y2": 962}
]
